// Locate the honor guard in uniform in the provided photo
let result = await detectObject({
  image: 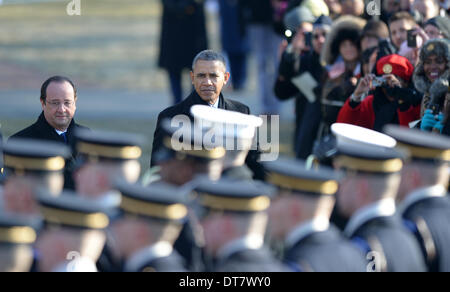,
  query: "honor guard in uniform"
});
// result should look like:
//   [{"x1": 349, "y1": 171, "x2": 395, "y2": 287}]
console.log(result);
[
  {"x1": 152, "y1": 119, "x2": 226, "y2": 271},
  {"x1": 35, "y1": 190, "x2": 113, "y2": 272},
  {"x1": 385, "y1": 125, "x2": 450, "y2": 272},
  {"x1": 191, "y1": 105, "x2": 263, "y2": 181},
  {"x1": 264, "y1": 158, "x2": 367, "y2": 272},
  {"x1": 74, "y1": 129, "x2": 144, "y2": 199},
  {"x1": 194, "y1": 177, "x2": 288, "y2": 272},
  {"x1": 73, "y1": 129, "x2": 145, "y2": 272},
  {"x1": 152, "y1": 118, "x2": 226, "y2": 186},
  {"x1": 110, "y1": 180, "x2": 188, "y2": 272},
  {"x1": 1, "y1": 139, "x2": 70, "y2": 215},
  {"x1": 0, "y1": 213, "x2": 41, "y2": 272},
  {"x1": 333, "y1": 142, "x2": 426, "y2": 272},
  {"x1": 326, "y1": 123, "x2": 398, "y2": 230}
]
